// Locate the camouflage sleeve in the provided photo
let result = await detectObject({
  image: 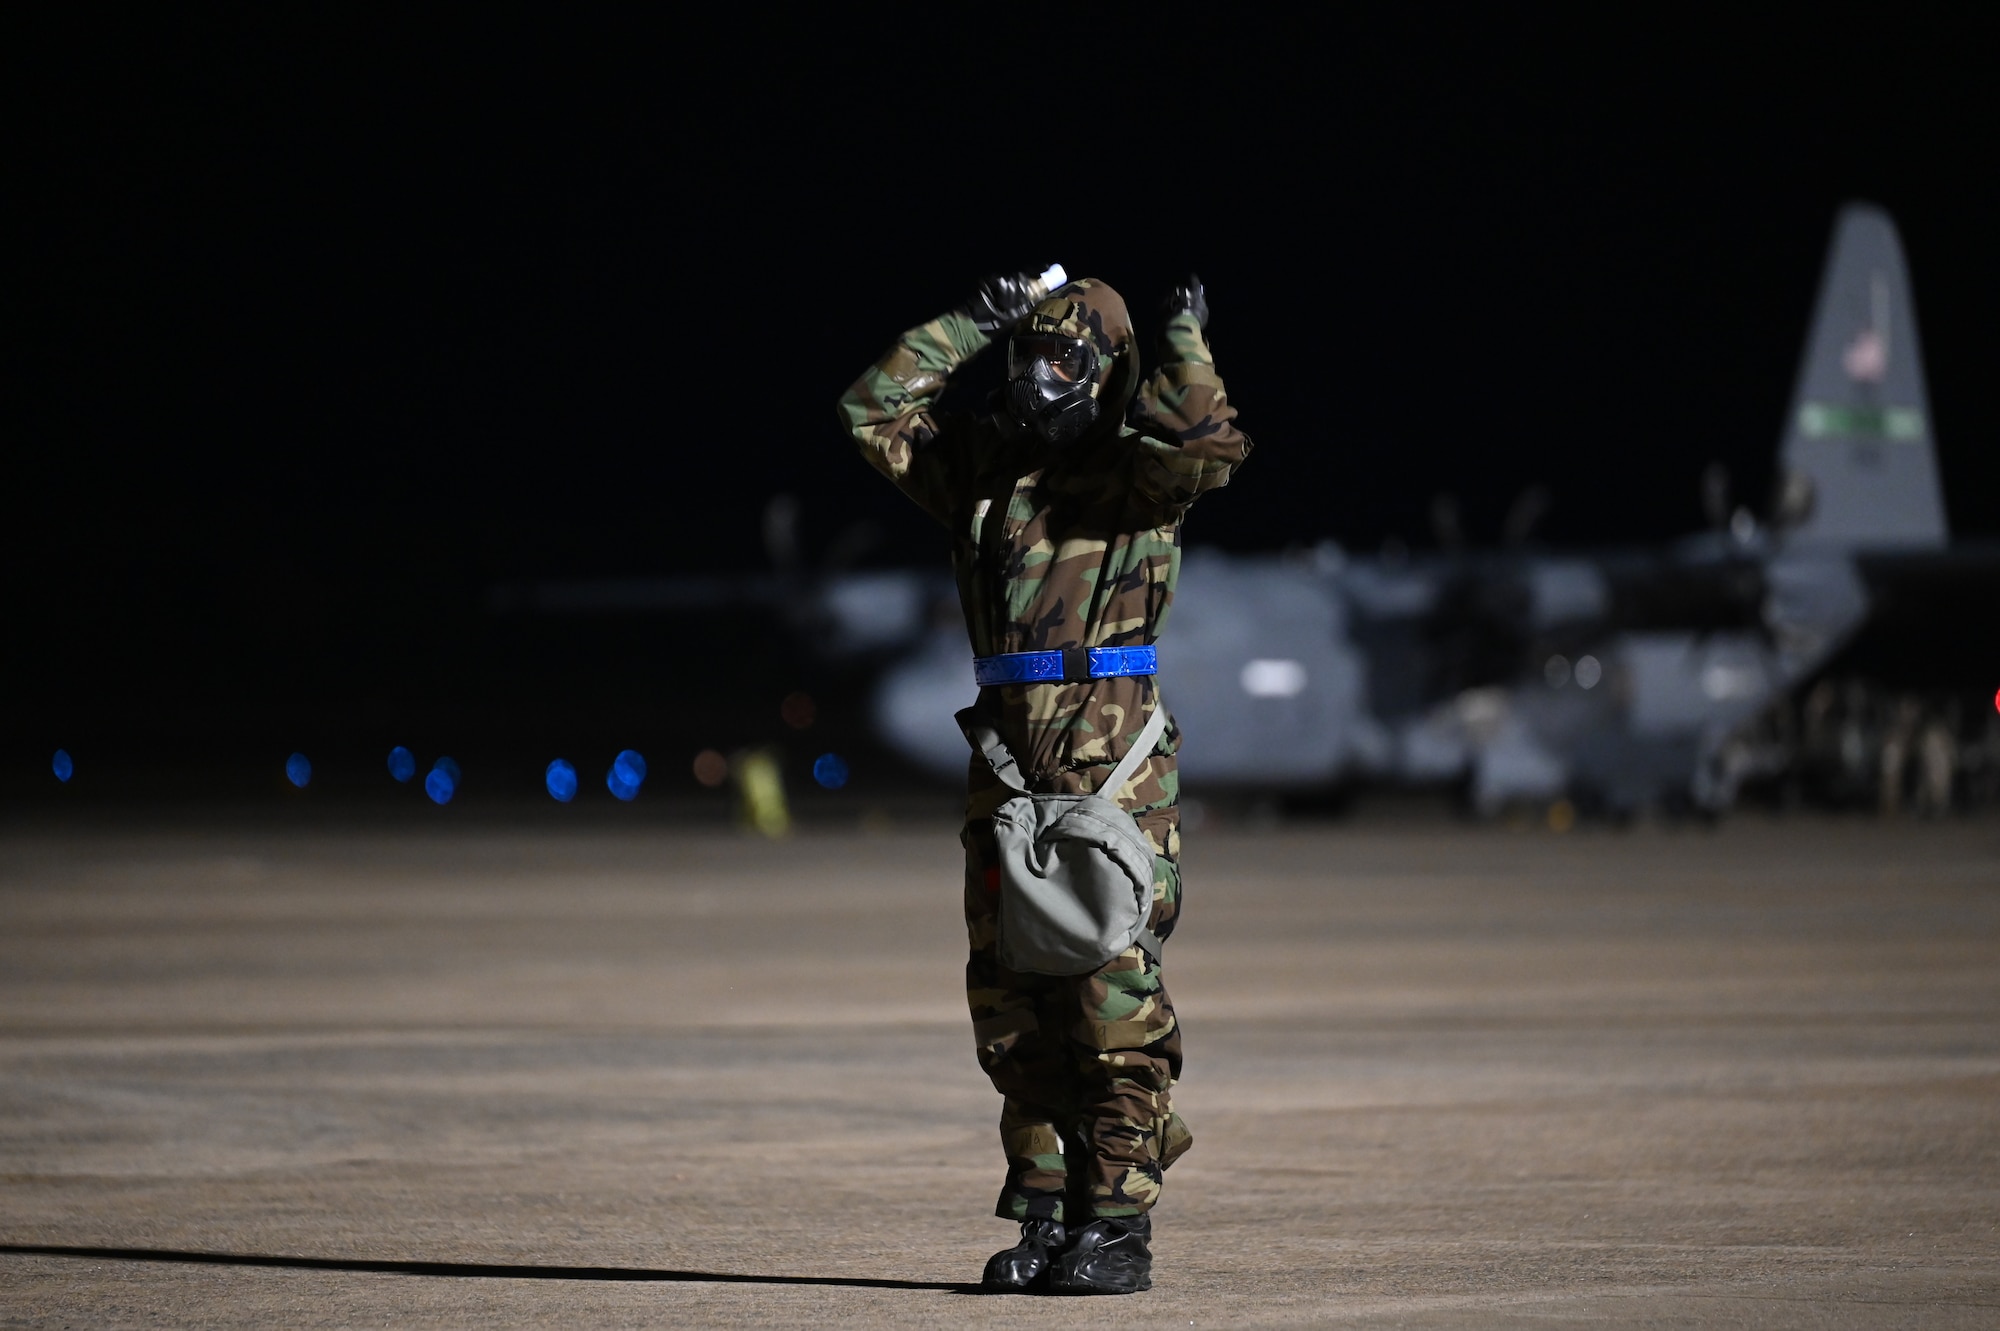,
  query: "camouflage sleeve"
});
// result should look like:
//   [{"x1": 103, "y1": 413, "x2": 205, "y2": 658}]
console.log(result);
[
  {"x1": 835, "y1": 309, "x2": 994, "y2": 525},
  {"x1": 1129, "y1": 312, "x2": 1253, "y2": 519}
]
